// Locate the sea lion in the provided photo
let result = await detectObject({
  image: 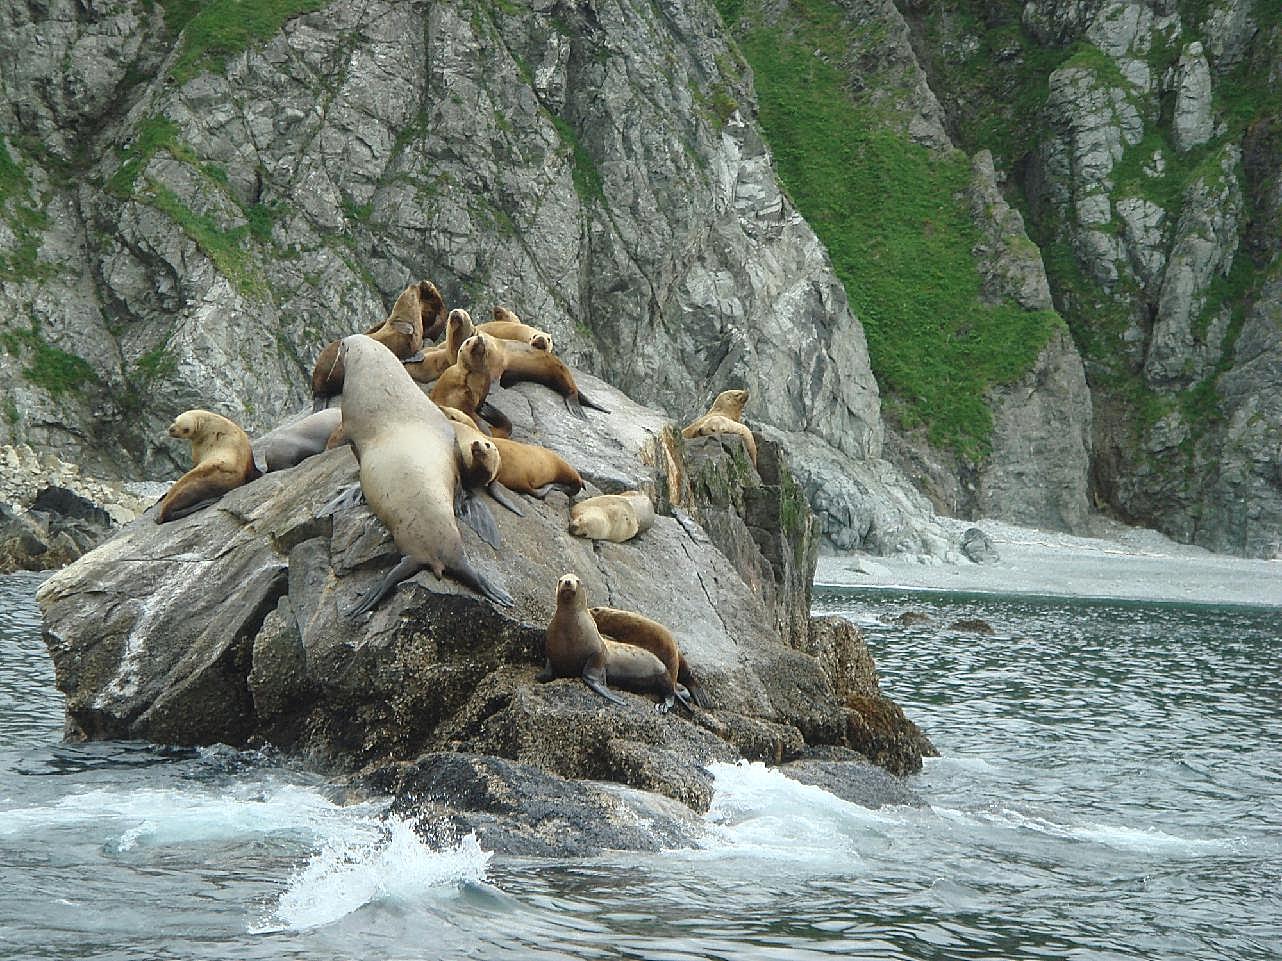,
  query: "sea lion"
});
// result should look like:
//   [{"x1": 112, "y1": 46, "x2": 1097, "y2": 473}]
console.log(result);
[
  {"x1": 479, "y1": 306, "x2": 554, "y2": 352},
  {"x1": 439, "y1": 405, "x2": 526, "y2": 516},
  {"x1": 155, "y1": 409, "x2": 259, "y2": 523},
  {"x1": 540, "y1": 573, "x2": 684, "y2": 710},
  {"x1": 589, "y1": 606, "x2": 707, "y2": 708},
  {"x1": 336, "y1": 333, "x2": 512, "y2": 614},
  {"x1": 681, "y1": 388, "x2": 757, "y2": 465},
  {"x1": 491, "y1": 436, "x2": 583, "y2": 498},
  {"x1": 496, "y1": 341, "x2": 608, "y2": 418},
  {"x1": 310, "y1": 281, "x2": 435, "y2": 411},
  {"x1": 405, "y1": 308, "x2": 480, "y2": 384},
  {"x1": 430, "y1": 334, "x2": 511, "y2": 437},
  {"x1": 255, "y1": 408, "x2": 343, "y2": 472},
  {"x1": 567, "y1": 491, "x2": 654, "y2": 542}
]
